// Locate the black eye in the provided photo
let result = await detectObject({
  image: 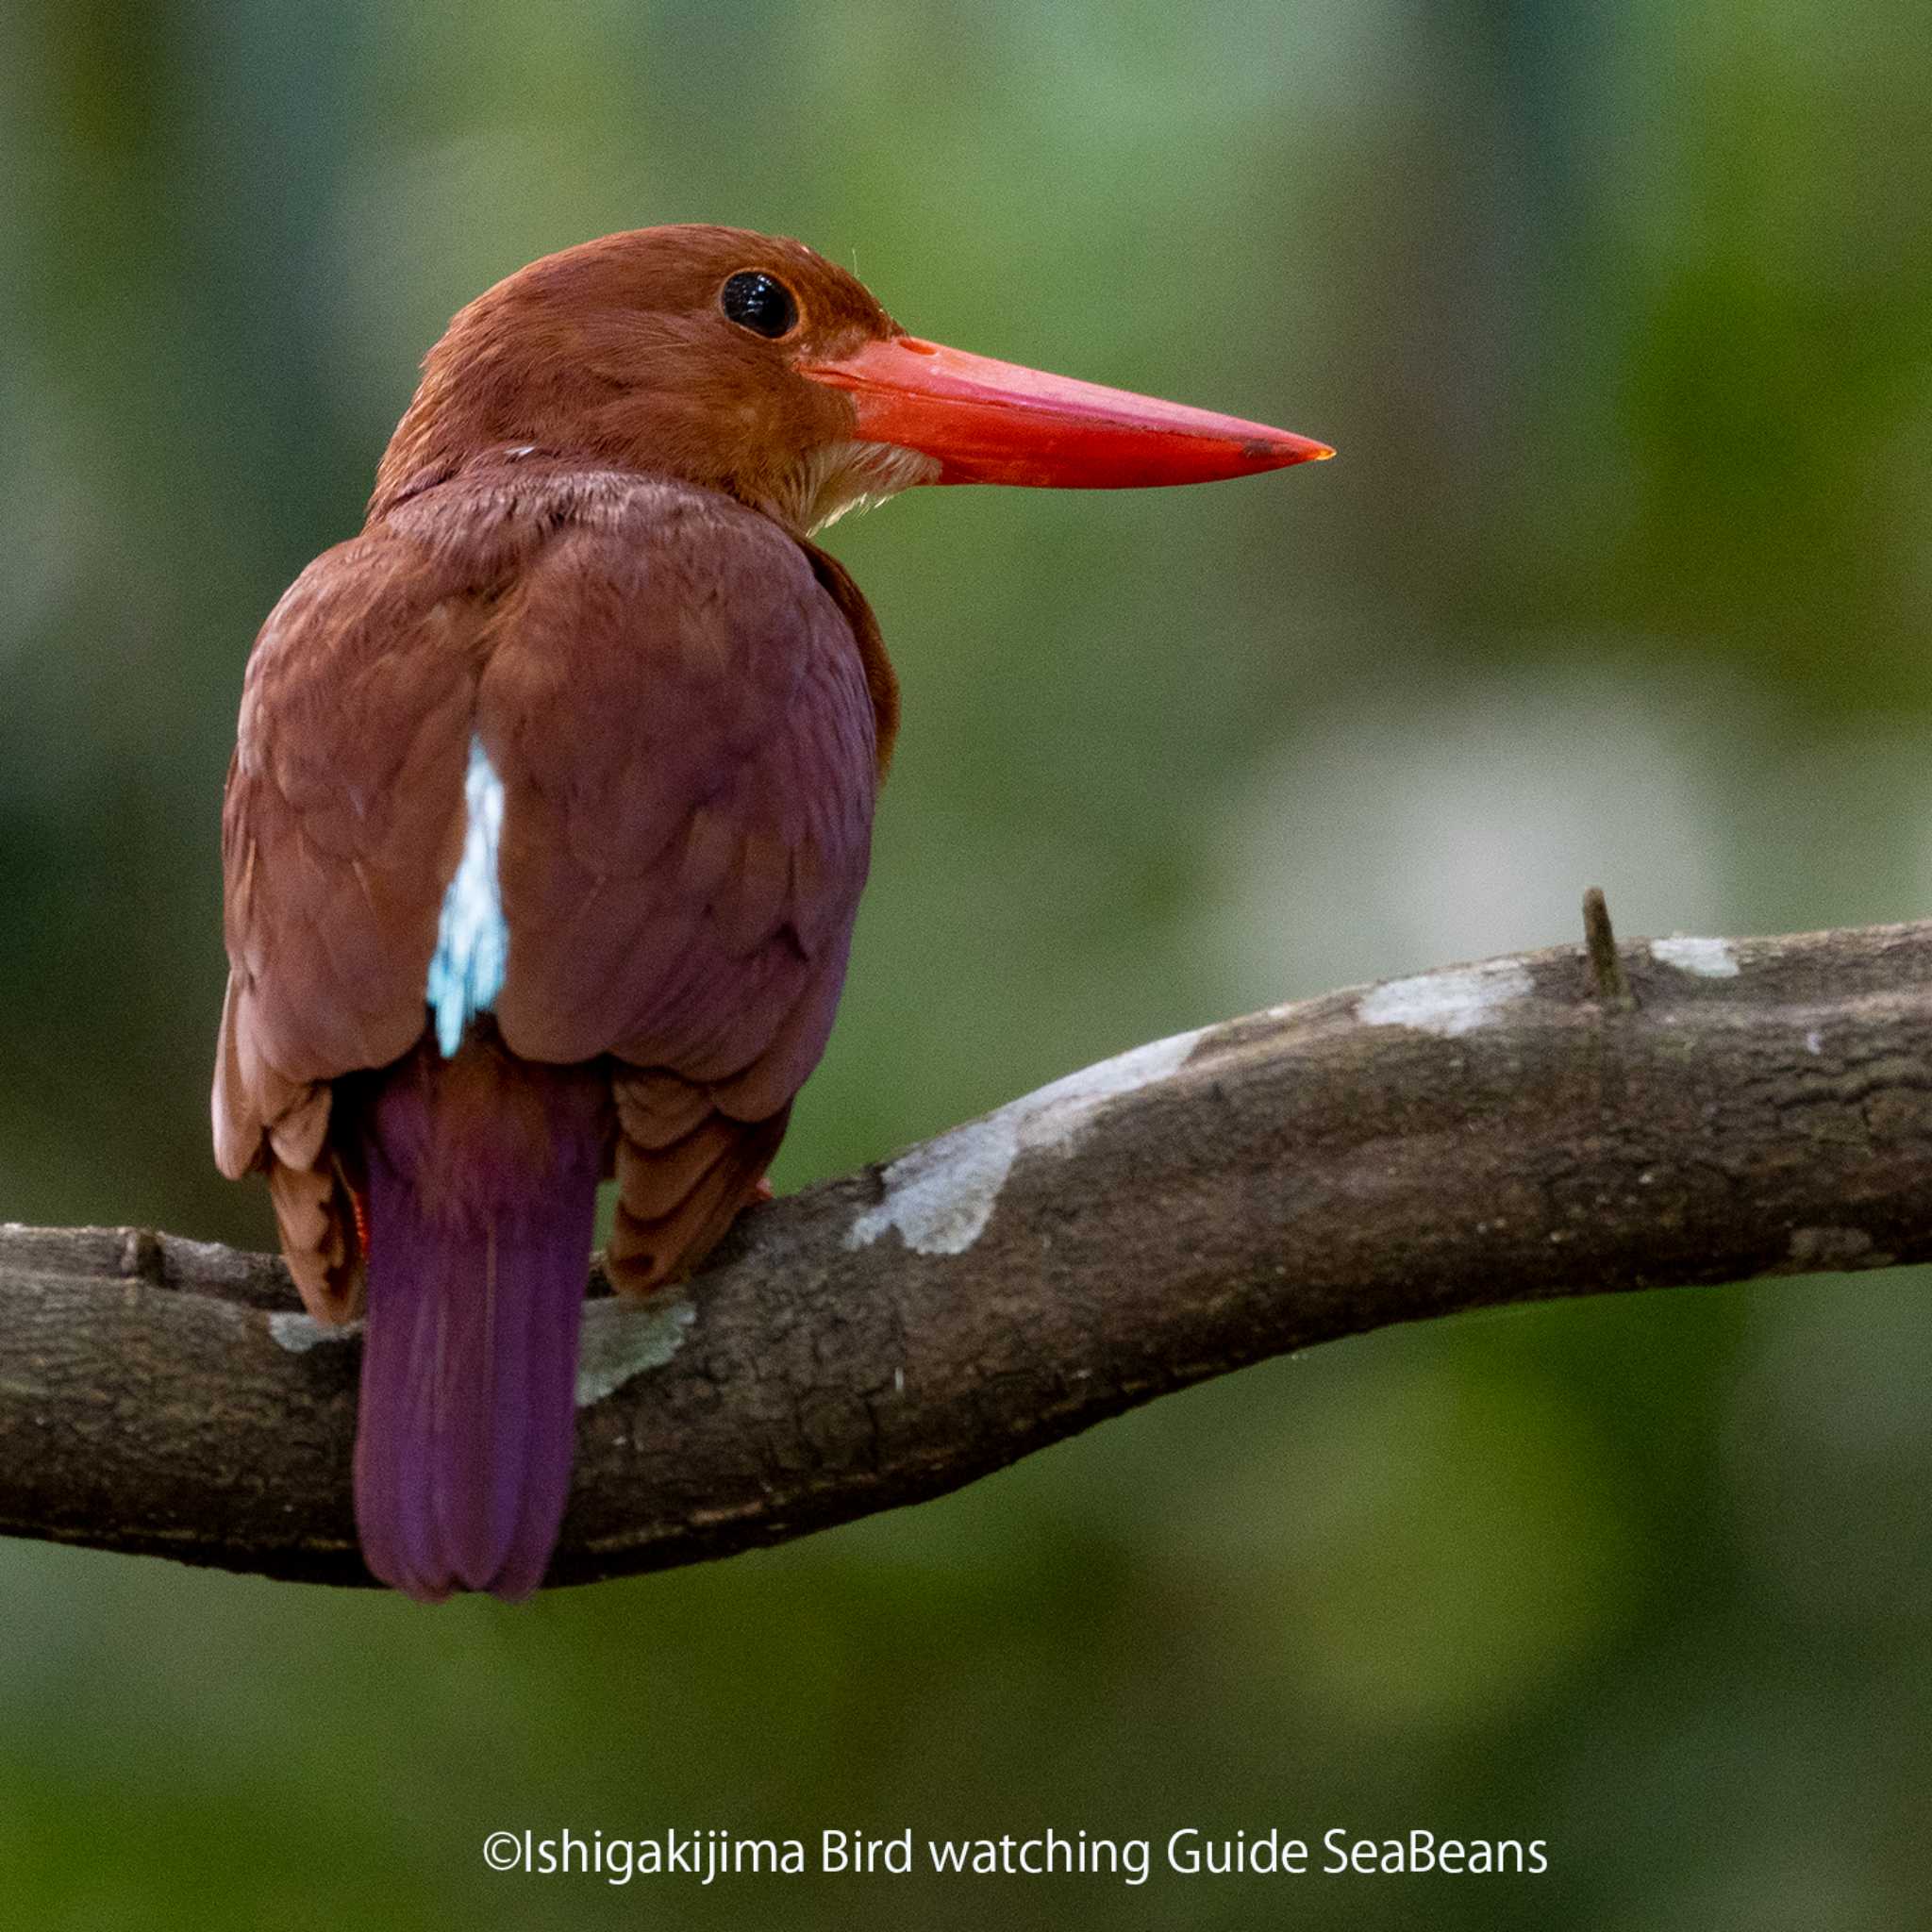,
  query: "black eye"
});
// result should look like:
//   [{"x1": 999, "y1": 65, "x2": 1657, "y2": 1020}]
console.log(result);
[{"x1": 721, "y1": 270, "x2": 799, "y2": 340}]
